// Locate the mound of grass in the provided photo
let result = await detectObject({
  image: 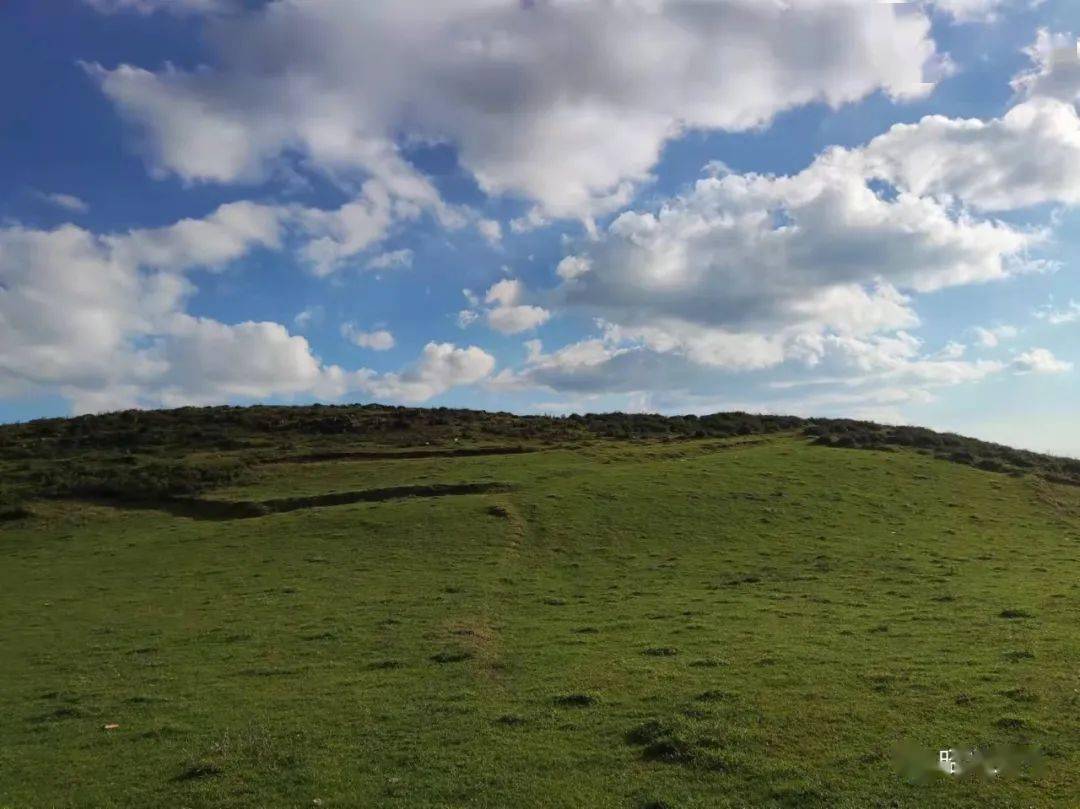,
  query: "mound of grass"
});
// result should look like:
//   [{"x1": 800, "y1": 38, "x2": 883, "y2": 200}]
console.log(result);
[
  {"x1": 553, "y1": 693, "x2": 598, "y2": 708},
  {"x1": 805, "y1": 419, "x2": 1080, "y2": 485},
  {"x1": 1, "y1": 416, "x2": 1077, "y2": 807},
  {"x1": 0, "y1": 500, "x2": 31, "y2": 522},
  {"x1": 999, "y1": 609, "x2": 1035, "y2": 619},
  {"x1": 4, "y1": 402, "x2": 1076, "y2": 515},
  {"x1": 430, "y1": 650, "x2": 473, "y2": 664},
  {"x1": 625, "y1": 717, "x2": 727, "y2": 771}
]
